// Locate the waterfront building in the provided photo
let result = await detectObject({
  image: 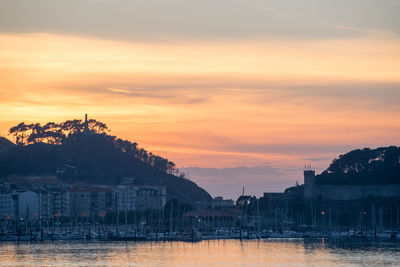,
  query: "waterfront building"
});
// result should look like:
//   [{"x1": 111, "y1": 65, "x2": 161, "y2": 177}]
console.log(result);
[
  {"x1": 115, "y1": 185, "x2": 137, "y2": 212},
  {"x1": 50, "y1": 188, "x2": 71, "y2": 218},
  {"x1": 303, "y1": 169, "x2": 400, "y2": 200},
  {"x1": 89, "y1": 186, "x2": 114, "y2": 217},
  {"x1": 69, "y1": 185, "x2": 113, "y2": 219},
  {"x1": 210, "y1": 196, "x2": 235, "y2": 209},
  {"x1": 38, "y1": 190, "x2": 51, "y2": 219},
  {"x1": 70, "y1": 184, "x2": 115, "y2": 219},
  {"x1": 0, "y1": 192, "x2": 15, "y2": 220},
  {"x1": 115, "y1": 185, "x2": 166, "y2": 213},
  {"x1": 135, "y1": 186, "x2": 166, "y2": 210},
  {"x1": 69, "y1": 185, "x2": 92, "y2": 219}
]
